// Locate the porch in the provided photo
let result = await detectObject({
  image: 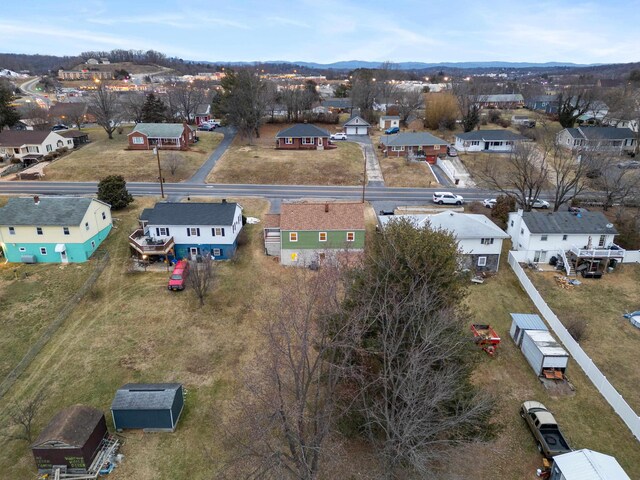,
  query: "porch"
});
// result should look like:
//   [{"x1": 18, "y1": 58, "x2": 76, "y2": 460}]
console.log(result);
[
  {"x1": 564, "y1": 244, "x2": 626, "y2": 277},
  {"x1": 128, "y1": 228, "x2": 175, "y2": 256}
]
